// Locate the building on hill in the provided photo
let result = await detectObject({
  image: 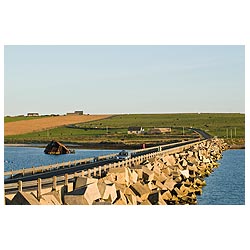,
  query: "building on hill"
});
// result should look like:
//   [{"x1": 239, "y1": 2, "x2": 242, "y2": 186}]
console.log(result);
[
  {"x1": 128, "y1": 126, "x2": 144, "y2": 134},
  {"x1": 66, "y1": 110, "x2": 84, "y2": 115},
  {"x1": 27, "y1": 113, "x2": 39, "y2": 117}
]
